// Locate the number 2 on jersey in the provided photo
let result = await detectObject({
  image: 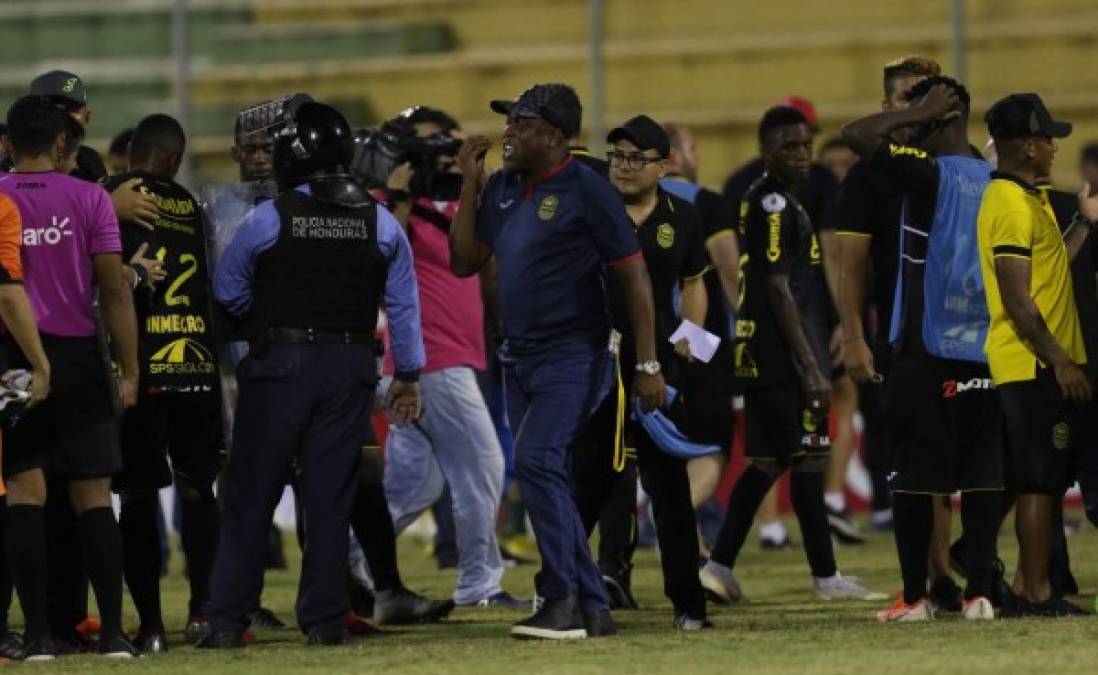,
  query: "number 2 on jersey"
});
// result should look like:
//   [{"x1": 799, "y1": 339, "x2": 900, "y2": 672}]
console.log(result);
[{"x1": 155, "y1": 247, "x2": 196, "y2": 307}]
